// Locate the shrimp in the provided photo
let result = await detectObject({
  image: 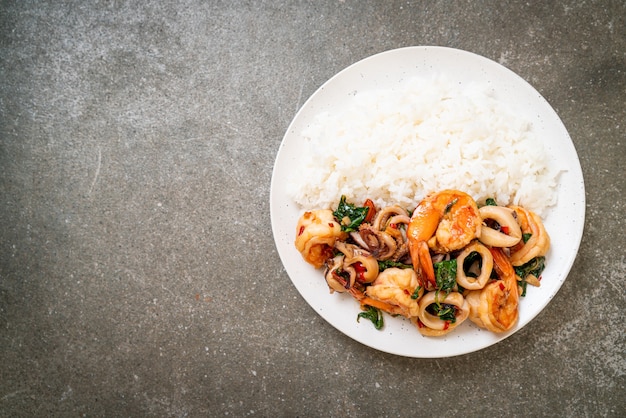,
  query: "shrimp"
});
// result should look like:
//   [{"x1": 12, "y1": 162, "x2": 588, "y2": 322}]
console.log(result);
[
  {"x1": 407, "y1": 190, "x2": 482, "y2": 288},
  {"x1": 295, "y1": 210, "x2": 347, "y2": 268},
  {"x1": 364, "y1": 268, "x2": 423, "y2": 318},
  {"x1": 466, "y1": 247, "x2": 519, "y2": 333}
]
